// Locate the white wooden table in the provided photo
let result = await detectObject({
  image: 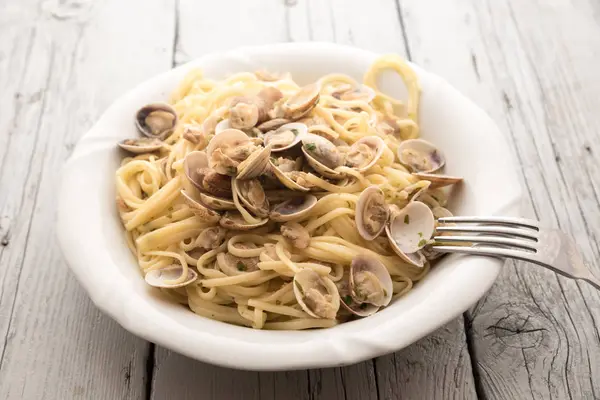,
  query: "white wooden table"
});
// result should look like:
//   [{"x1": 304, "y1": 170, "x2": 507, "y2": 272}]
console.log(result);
[{"x1": 1, "y1": 0, "x2": 599, "y2": 399}]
